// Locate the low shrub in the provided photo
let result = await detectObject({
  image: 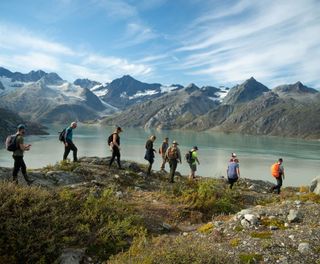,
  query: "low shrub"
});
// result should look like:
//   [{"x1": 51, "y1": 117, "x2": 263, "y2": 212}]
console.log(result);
[
  {"x1": 109, "y1": 234, "x2": 234, "y2": 264},
  {"x1": 0, "y1": 182, "x2": 144, "y2": 263},
  {"x1": 239, "y1": 253, "x2": 263, "y2": 264}
]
